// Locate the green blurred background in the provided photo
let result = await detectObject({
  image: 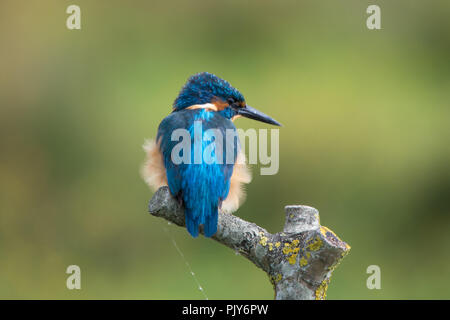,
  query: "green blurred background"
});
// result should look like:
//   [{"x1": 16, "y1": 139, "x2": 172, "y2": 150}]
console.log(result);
[{"x1": 0, "y1": 0, "x2": 449, "y2": 299}]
